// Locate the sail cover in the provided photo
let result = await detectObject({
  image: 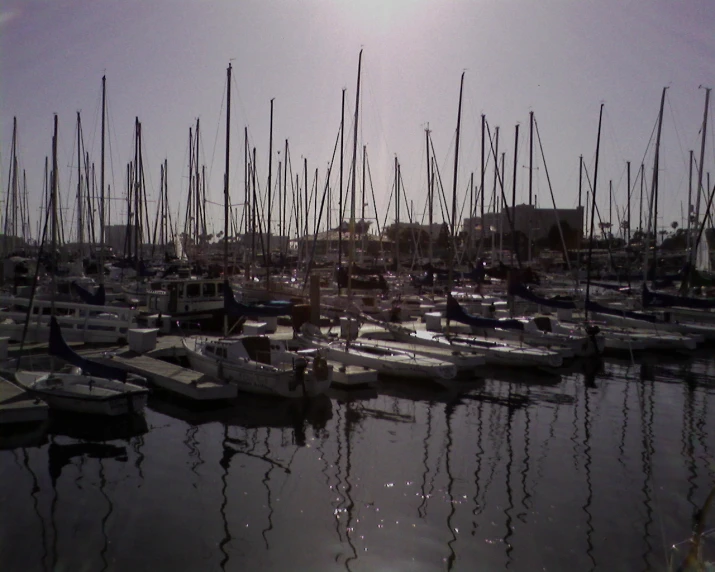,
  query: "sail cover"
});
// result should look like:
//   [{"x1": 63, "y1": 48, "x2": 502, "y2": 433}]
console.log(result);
[{"x1": 48, "y1": 316, "x2": 127, "y2": 381}]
